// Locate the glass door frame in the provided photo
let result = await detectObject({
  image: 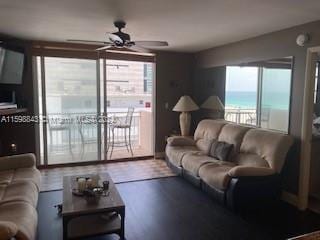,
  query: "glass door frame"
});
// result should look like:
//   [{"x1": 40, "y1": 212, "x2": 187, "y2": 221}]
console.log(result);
[
  {"x1": 34, "y1": 54, "x2": 101, "y2": 166},
  {"x1": 103, "y1": 57, "x2": 156, "y2": 160},
  {"x1": 34, "y1": 51, "x2": 156, "y2": 166},
  {"x1": 256, "y1": 62, "x2": 293, "y2": 133}
]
